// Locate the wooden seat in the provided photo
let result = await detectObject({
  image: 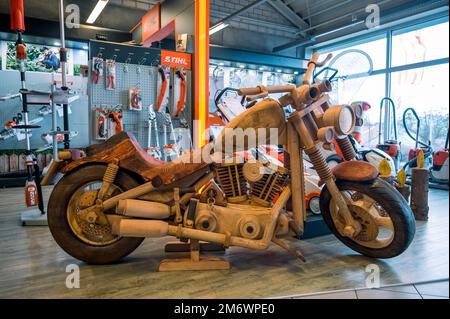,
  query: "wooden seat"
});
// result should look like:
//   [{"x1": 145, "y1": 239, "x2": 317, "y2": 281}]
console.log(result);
[
  {"x1": 62, "y1": 132, "x2": 210, "y2": 185},
  {"x1": 332, "y1": 161, "x2": 379, "y2": 182}
]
